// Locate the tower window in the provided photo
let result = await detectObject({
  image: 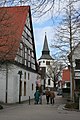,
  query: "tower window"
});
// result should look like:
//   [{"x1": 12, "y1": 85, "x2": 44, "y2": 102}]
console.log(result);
[
  {"x1": 39, "y1": 61, "x2": 41, "y2": 65},
  {"x1": 46, "y1": 61, "x2": 50, "y2": 65},
  {"x1": 48, "y1": 79, "x2": 50, "y2": 85}
]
